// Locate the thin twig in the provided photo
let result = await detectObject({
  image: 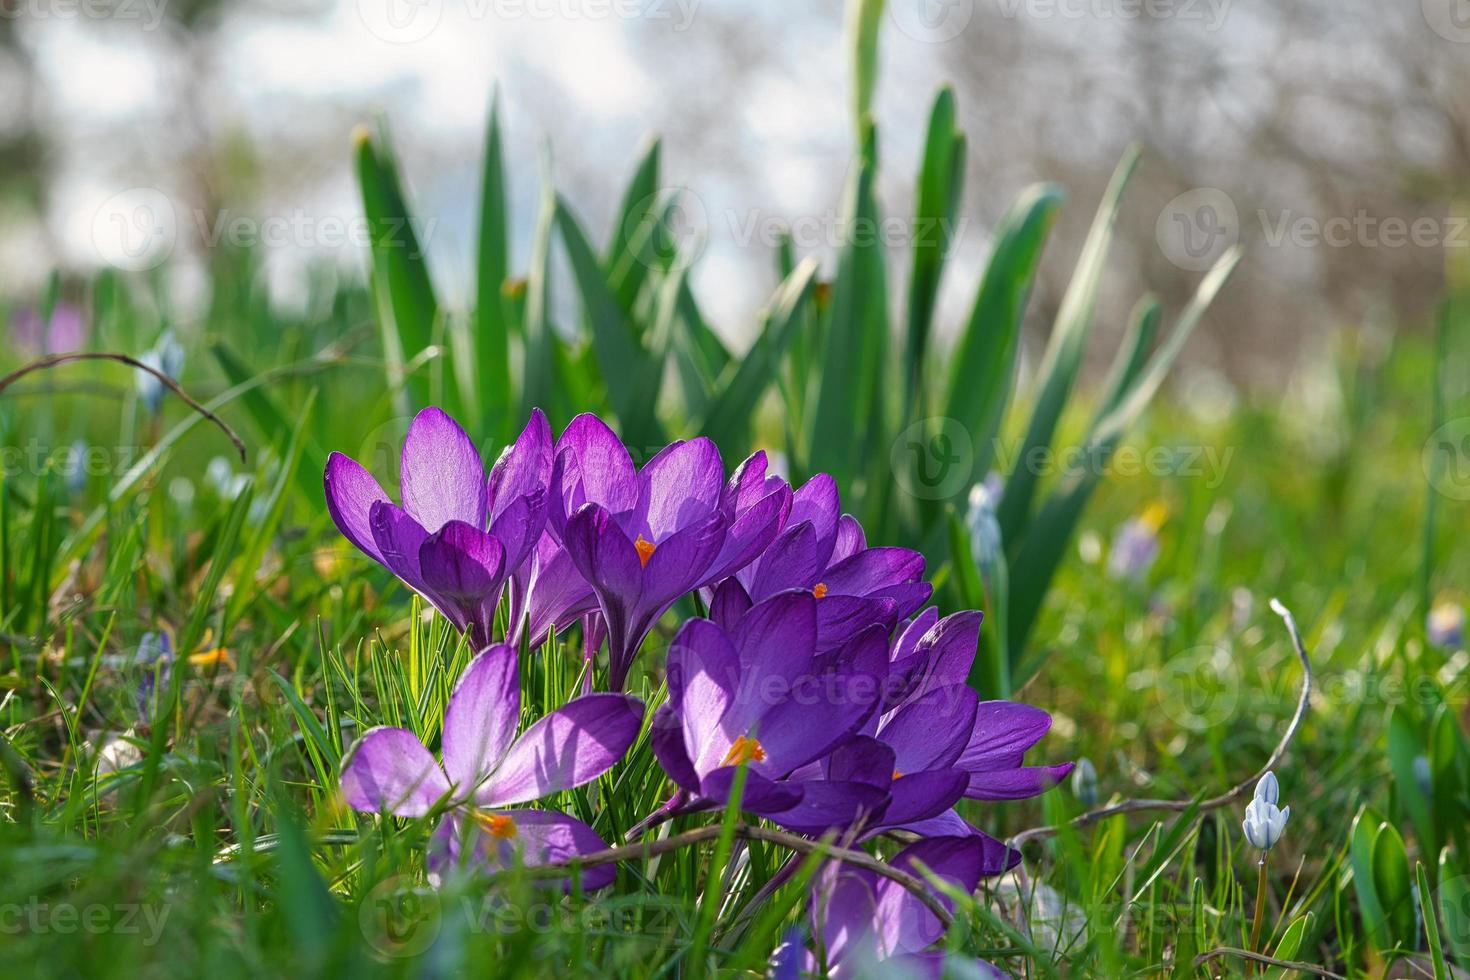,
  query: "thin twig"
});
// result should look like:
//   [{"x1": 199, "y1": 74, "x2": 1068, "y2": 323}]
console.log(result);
[
  {"x1": 0, "y1": 352, "x2": 247, "y2": 462},
  {"x1": 1193, "y1": 947, "x2": 1346, "y2": 979},
  {"x1": 1010, "y1": 597, "x2": 1313, "y2": 847},
  {"x1": 481, "y1": 823, "x2": 956, "y2": 927}
]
